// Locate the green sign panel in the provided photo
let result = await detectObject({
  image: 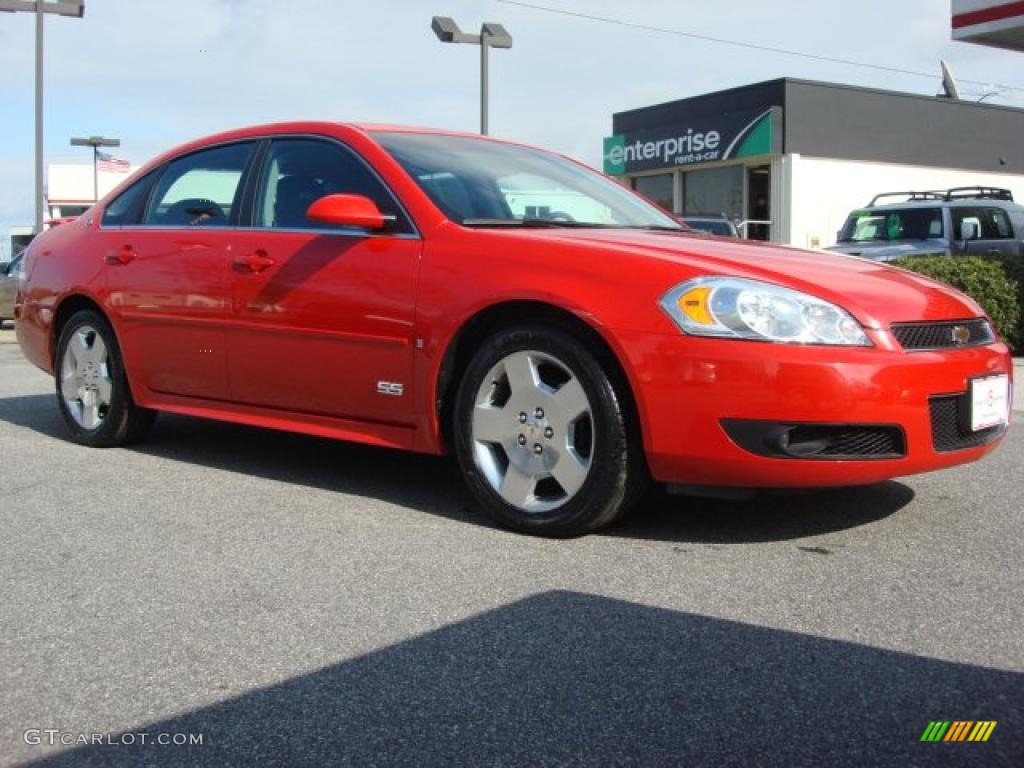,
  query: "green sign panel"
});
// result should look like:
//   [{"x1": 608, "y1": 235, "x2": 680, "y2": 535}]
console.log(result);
[{"x1": 603, "y1": 108, "x2": 778, "y2": 175}]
